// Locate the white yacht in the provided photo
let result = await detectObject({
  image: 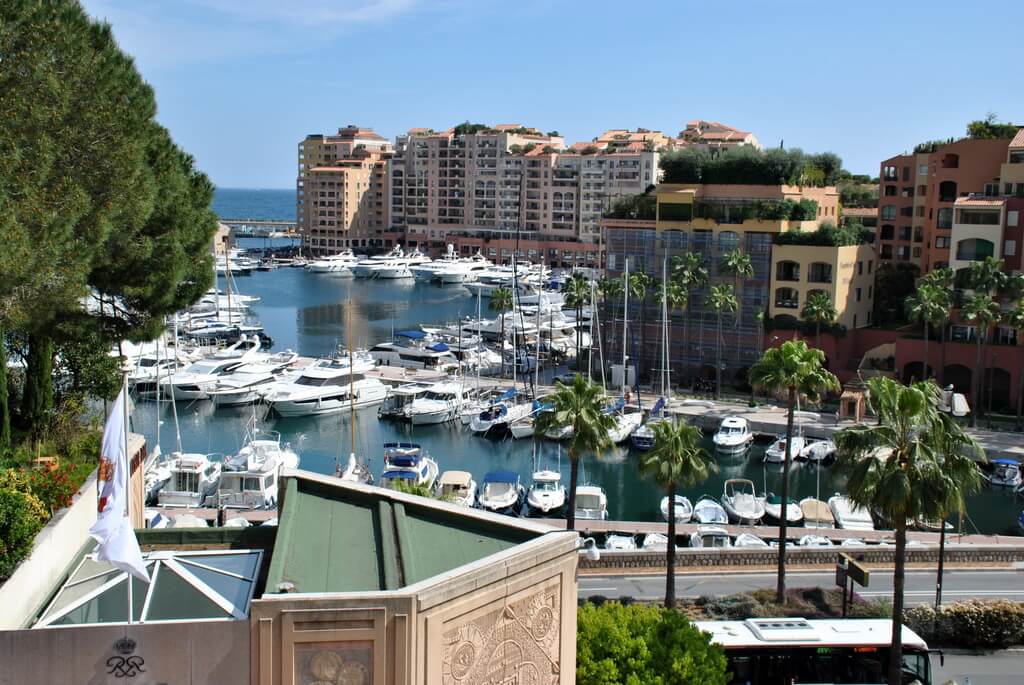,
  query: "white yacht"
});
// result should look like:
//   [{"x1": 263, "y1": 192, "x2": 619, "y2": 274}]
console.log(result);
[
  {"x1": 434, "y1": 253, "x2": 491, "y2": 284},
  {"x1": 720, "y1": 479, "x2": 765, "y2": 524},
  {"x1": 693, "y1": 495, "x2": 728, "y2": 525},
  {"x1": 263, "y1": 354, "x2": 387, "y2": 417},
  {"x1": 986, "y1": 458, "x2": 1023, "y2": 488},
  {"x1": 307, "y1": 250, "x2": 359, "y2": 274},
  {"x1": 712, "y1": 417, "x2": 754, "y2": 453},
  {"x1": 404, "y1": 381, "x2": 463, "y2": 425},
  {"x1": 207, "y1": 351, "x2": 299, "y2": 406},
  {"x1": 435, "y1": 471, "x2": 477, "y2": 507},
  {"x1": 509, "y1": 416, "x2": 536, "y2": 440},
  {"x1": 764, "y1": 435, "x2": 807, "y2": 464},
  {"x1": 763, "y1": 494, "x2": 804, "y2": 525},
  {"x1": 828, "y1": 495, "x2": 875, "y2": 531},
  {"x1": 217, "y1": 432, "x2": 299, "y2": 510},
  {"x1": 799, "y1": 534, "x2": 834, "y2": 548},
  {"x1": 660, "y1": 494, "x2": 693, "y2": 523},
  {"x1": 800, "y1": 438, "x2": 838, "y2": 463},
  {"x1": 526, "y1": 470, "x2": 566, "y2": 516},
  {"x1": 377, "y1": 382, "x2": 433, "y2": 420},
  {"x1": 129, "y1": 355, "x2": 186, "y2": 399},
  {"x1": 369, "y1": 331, "x2": 460, "y2": 373},
  {"x1": 353, "y1": 246, "x2": 431, "y2": 279},
  {"x1": 800, "y1": 497, "x2": 836, "y2": 529},
  {"x1": 690, "y1": 526, "x2": 732, "y2": 549},
  {"x1": 477, "y1": 471, "x2": 524, "y2": 515},
  {"x1": 734, "y1": 533, "x2": 769, "y2": 548},
  {"x1": 379, "y1": 443, "x2": 439, "y2": 490},
  {"x1": 607, "y1": 404, "x2": 644, "y2": 444},
  {"x1": 163, "y1": 337, "x2": 261, "y2": 400},
  {"x1": 574, "y1": 485, "x2": 608, "y2": 521},
  {"x1": 604, "y1": 534, "x2": 637, "y2": 551},
  {"x1": 469, "y1": 391, "x2": 533, "y2": 437},
  {"x1": 642, "y1": 533, "x2": 670, "y2": 551},
  {"x1": 157, "y1": 453, "x2": 222, "y2": 507}
]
